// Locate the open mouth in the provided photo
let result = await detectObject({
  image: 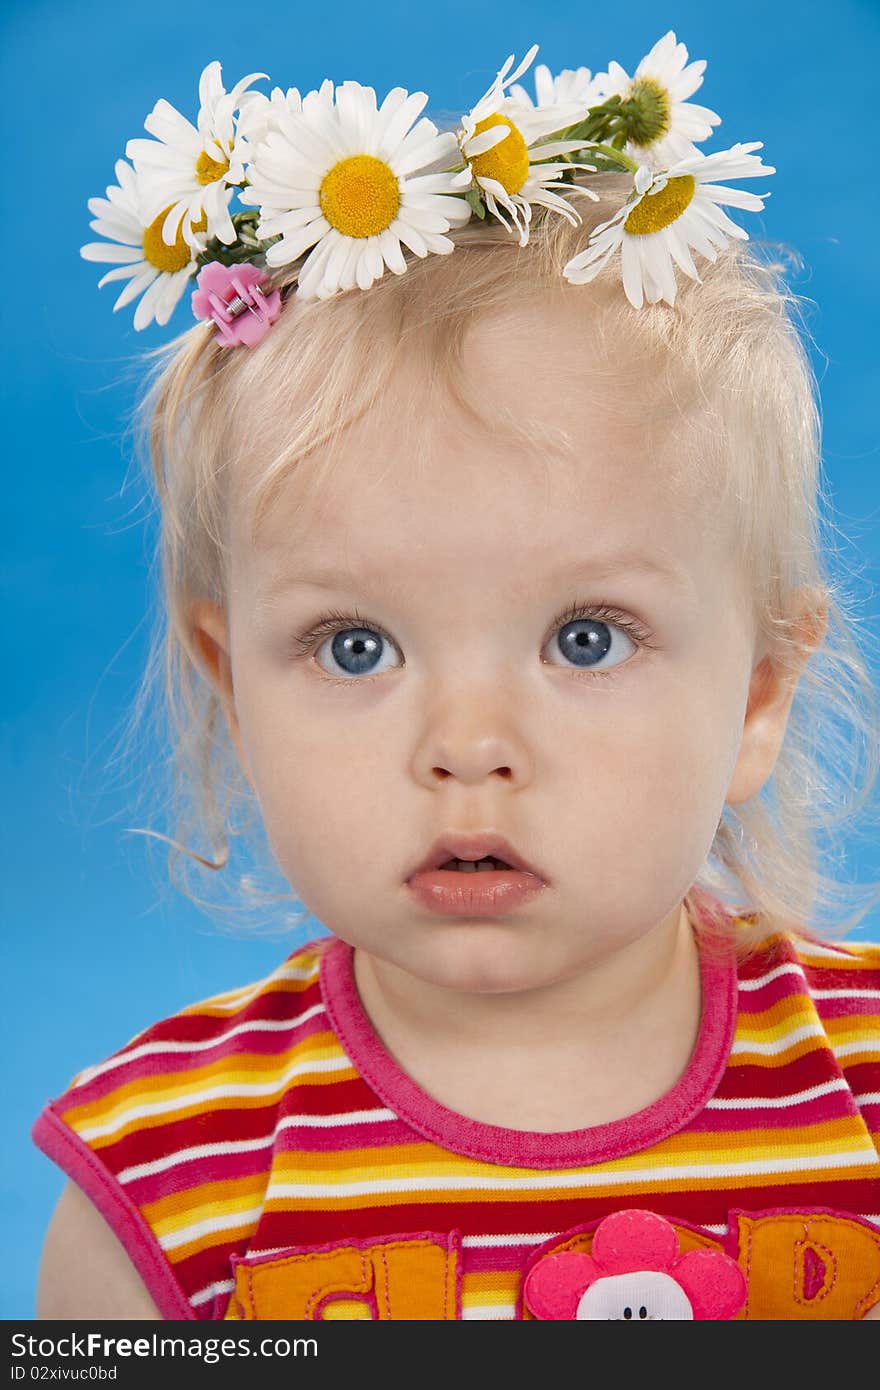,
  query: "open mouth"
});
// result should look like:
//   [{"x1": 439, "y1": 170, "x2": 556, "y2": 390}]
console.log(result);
[{"x1": 439, "y1": 856, "x2": 514, "y2": 873}]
